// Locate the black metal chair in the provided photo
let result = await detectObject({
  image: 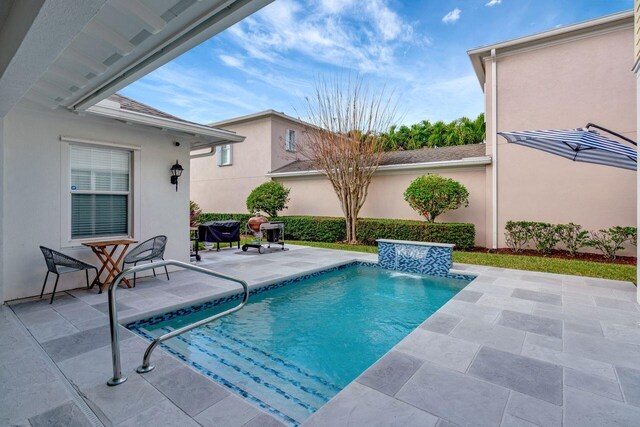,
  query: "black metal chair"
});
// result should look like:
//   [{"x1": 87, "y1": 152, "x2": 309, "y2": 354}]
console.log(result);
[
  {"x1": 40, "y1": 246, "x2": 98, "y2": 304},
  {"x1": 122, "y1": 235, "x2": 169, "y2": 287}
]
